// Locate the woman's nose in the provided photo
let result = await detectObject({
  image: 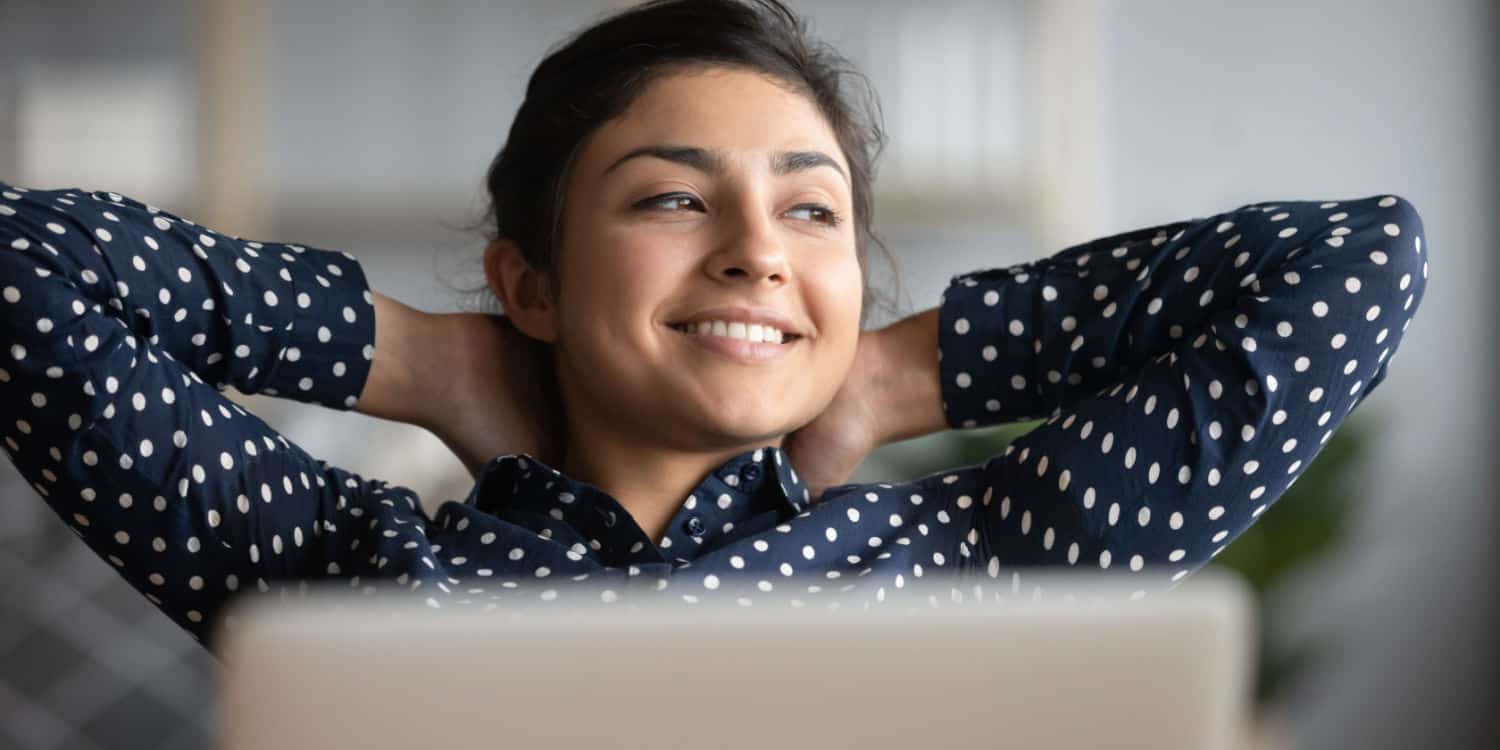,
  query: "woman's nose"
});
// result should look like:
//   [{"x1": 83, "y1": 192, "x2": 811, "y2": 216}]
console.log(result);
[{"x1": 709, "y1": 202, "x2": 789, "y2": 285}]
